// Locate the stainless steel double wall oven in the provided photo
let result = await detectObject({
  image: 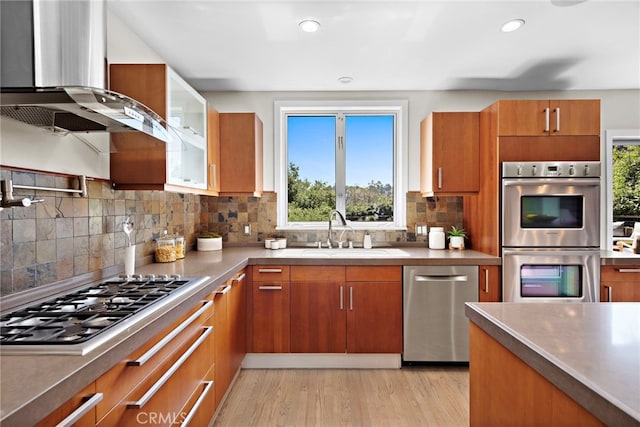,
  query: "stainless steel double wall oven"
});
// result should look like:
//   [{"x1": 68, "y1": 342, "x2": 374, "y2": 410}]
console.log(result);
[{"x1": 501, "y1": 161, "x2": 601, "y2": 302}]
